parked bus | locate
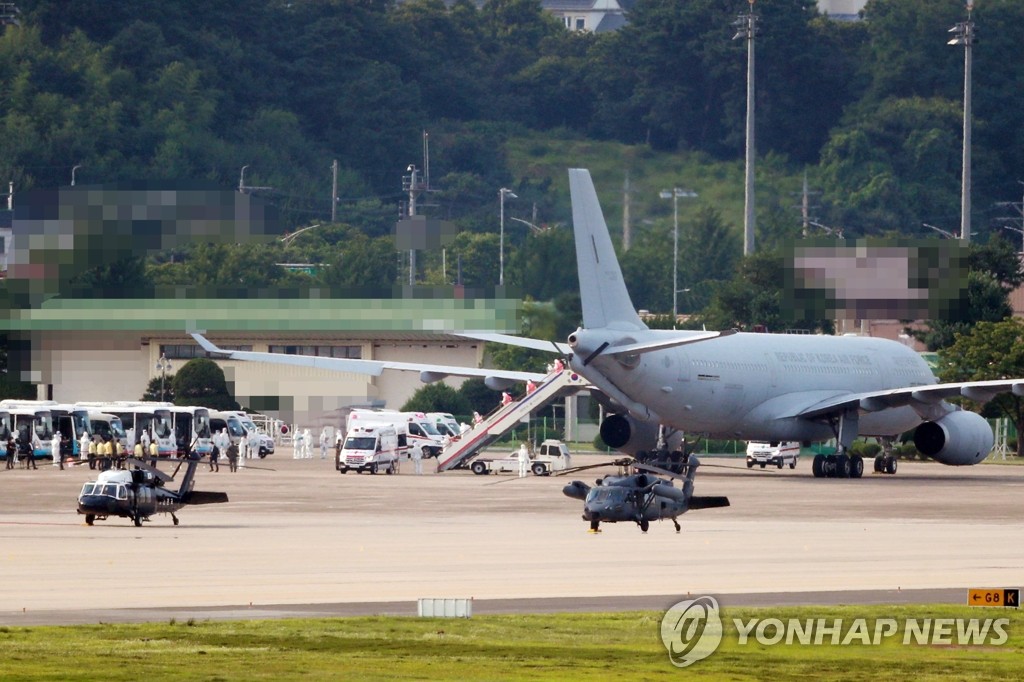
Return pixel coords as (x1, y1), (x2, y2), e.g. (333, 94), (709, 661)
(85, 411), (127, 447)
(3, 405), (54, 459)
(76, 401), (174, 453)
(0, 410), (10, 459)
(2, 400), (91, 459)
(162, 406), (213, 457)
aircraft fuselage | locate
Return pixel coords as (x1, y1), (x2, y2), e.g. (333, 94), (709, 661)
(571, 328), (938, 441)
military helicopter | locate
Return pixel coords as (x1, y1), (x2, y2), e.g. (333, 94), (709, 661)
(562, 454), (729, 533)
(77, 456), (228, 527)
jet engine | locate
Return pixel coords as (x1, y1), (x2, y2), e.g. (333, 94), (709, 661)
(599, 414), (661, 455)
(913, 410), (994, 466)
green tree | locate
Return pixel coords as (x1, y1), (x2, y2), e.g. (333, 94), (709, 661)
(401, 382), (471, 417)
(141, 375), (175, 403)
(457, 377), (500, 417)
(936, 318), (1024, 457)
(170, 358), (239, 411)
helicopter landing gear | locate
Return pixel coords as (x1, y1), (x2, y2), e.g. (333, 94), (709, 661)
(84, 514), (95, 526)
(588, 519), (601, 533)
(133, 514), (142, 527)
(672, 518), (681, 533)
(639, 519), (649, 533)
(171, 513), (179, 526)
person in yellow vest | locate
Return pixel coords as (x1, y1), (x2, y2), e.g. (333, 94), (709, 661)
(88, 436), (98, 470)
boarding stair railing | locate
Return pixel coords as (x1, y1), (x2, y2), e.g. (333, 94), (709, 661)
(436, 369), (589, 472)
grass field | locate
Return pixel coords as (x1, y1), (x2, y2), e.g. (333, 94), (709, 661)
(1, 605), (1021, 681)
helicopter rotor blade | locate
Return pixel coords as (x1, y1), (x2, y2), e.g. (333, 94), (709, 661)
(553, 457), (634, 477)
(123, 457), (175, 483)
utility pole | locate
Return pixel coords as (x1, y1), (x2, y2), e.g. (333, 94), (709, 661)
(793, 170), (820, 237)
(404, 165), (426, 285)
(996, 181), (1024, 255)
(622, 171), (632, 252)
(331, 159), (338, 223)
(949, 5), (975, 242)
(733, 0), (758, 256)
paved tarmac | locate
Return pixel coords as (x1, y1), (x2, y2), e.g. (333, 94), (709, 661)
(1, 450), (1022, 625)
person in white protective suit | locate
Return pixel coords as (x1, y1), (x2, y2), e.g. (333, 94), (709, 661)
(238, 428), (248, 467)
(51, 430), (62, 468)
(126, 427), (136, 457)
(518, 442), (530, 478)
(302, 428), (313, 458)
(248, 428), (260, 461)
(79, 430), (90, 465)
(292, 428), (302, 459)
(412, 443), (423, 475)
(319, 428), (329, 460)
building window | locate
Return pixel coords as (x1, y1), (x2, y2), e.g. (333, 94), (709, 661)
(160, 344), (252, 360)
(268, 345), (361, 359)
(575, 17), (586, 30)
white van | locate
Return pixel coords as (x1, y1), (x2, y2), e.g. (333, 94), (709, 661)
(338, 425), (400, 475)
(347, 410), (446, 459)
(427, 412), (461, 439)
(746, 441), (800, 469)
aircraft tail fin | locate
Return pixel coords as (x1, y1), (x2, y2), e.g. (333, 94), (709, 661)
(569, 169), (646, 331)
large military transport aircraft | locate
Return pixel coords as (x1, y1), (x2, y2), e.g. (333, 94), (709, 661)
(194, 169), (1024, 479)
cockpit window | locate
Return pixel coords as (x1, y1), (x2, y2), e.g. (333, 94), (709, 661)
(586, 487), (627, 505)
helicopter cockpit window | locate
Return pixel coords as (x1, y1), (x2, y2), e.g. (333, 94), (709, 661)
(116, 485), (128, 501)
(101, 484), (118, 497)
(586, 487), (626, 505)
(80, 483), (95, 496)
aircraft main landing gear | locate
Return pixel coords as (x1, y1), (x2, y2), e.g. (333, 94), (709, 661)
(84, 514), (95, 526)
(672, 518), (681, 533)
(811, 453), (864, 479)
(873, 455), (898, 475)
(639, 519), (649, 533)
(171, 513), (180, 526)
(589, 519), (601, 533)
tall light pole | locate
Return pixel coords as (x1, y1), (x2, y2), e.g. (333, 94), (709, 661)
(948, 5), (975, 242)
(733, 0), (758, 256)
(156, 353), (172, 402)
(499, 187), (517, 287)
(660, 187), (697, 326)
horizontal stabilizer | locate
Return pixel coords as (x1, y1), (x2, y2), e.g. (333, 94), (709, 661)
(607, 329), (736, 357)
(183, 490), (229, 505)
(688, 496), (731, 510)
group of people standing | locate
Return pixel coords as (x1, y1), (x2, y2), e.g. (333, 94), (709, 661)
(210, 428), (260, 472)
(292, 427), (332, 460)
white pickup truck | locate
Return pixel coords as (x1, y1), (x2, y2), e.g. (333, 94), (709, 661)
(470, 440), (572, 476)
(746, 441), (800, 469)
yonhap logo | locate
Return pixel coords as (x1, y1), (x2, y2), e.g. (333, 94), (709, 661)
(660, 596), (723, 667)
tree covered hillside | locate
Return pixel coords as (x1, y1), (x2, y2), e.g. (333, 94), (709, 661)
(1, 0), (1022, 313)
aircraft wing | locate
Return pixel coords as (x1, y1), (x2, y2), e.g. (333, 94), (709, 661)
(794, 379), (1024, 420)
(191, 333), (545, 383)
(456, 332), (571, 355)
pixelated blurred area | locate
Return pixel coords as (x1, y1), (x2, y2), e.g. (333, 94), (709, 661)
(4, 184), (278, 304)
(784, 238), (969, 322)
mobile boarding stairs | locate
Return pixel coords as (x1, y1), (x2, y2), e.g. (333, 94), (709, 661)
(436, 369), (590, 472)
